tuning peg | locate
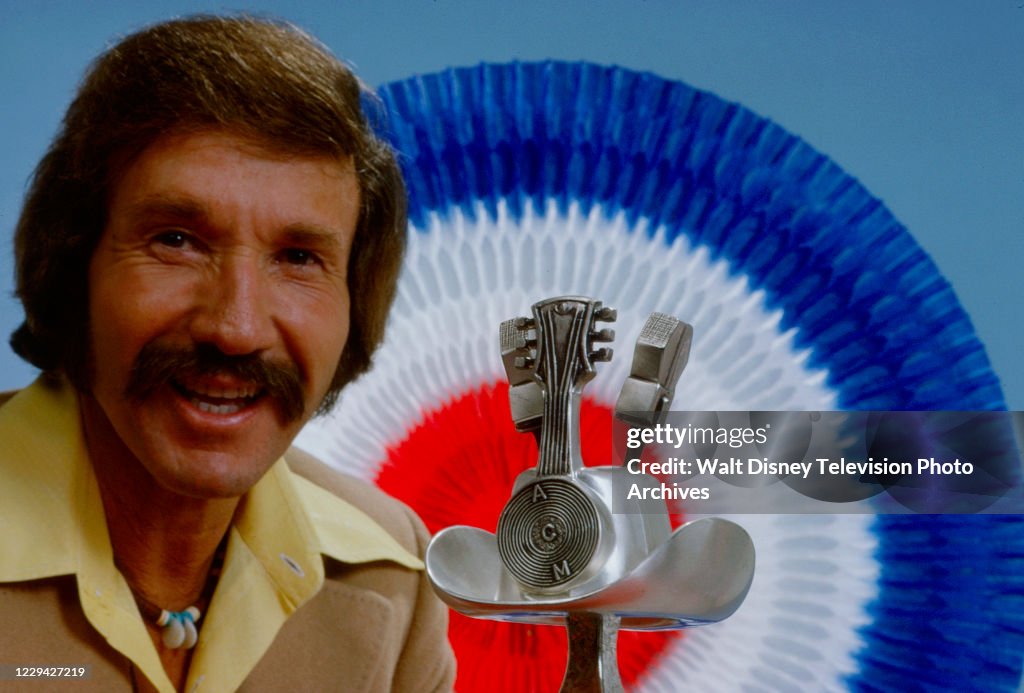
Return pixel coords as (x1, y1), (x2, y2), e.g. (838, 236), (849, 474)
(514, 356), (536, 369)
(594, 306), (617, 322)
(591, 328), (615, 342)
(514, 316), (535, 330)
(589, 347), (613, 363)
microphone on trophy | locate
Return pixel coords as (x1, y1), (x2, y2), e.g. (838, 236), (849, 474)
(426, 296), (756, 692)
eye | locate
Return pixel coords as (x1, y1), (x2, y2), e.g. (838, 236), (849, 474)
(153, 230), (191, 249)
(280, 248), (321, 267)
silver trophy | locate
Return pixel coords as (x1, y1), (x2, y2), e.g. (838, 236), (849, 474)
(427, 296), (755, 691)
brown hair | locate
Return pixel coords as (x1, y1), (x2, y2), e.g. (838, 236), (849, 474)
(11, 14), (406, 407)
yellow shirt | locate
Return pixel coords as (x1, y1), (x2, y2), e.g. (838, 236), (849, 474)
(0, 377), (422, 693)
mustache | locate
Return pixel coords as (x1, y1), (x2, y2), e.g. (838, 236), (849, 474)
(125, 342), (306, 424)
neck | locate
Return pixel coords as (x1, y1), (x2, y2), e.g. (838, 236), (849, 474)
(79, 392), (239, 610)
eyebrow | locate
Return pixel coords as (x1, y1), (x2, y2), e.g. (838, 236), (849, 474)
(123, 195), (210, 228)
(121, 194), (349, 251)
(278, 225), (348, 254)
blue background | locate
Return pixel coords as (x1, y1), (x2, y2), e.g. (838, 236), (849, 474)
(1, 0), (1021, 407)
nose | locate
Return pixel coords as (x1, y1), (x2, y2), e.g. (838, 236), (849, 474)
(189, 253), (276, 356)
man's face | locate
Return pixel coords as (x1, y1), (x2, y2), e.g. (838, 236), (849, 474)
(84, 129), (360, 498)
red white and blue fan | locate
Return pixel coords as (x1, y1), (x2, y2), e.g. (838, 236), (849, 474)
(298, 62), (1024, 692)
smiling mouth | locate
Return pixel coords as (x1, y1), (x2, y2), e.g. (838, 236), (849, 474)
(171, 377), (264, 415)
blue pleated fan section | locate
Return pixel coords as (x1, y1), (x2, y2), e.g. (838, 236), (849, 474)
(375, 62), (1023, 692)
(854, 514), (1024, 693)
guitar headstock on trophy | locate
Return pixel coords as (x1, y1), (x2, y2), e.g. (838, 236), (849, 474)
(500, 297), (615, 445)
(501, 296), (614, 474)
(429, 296), (755, 692)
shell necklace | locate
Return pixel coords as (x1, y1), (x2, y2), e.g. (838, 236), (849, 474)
(126, 542), (225, 650)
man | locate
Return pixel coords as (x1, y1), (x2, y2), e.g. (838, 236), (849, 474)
(0, 15), (455, 692)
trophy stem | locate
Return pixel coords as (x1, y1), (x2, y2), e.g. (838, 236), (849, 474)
(559, 612), (624, 692)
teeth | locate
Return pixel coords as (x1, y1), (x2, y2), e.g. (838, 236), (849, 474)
(174, 376), (261, 416)
(194, 400), (243, 415)
(177, 378), (259, 400)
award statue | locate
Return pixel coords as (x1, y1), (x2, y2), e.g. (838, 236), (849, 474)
(427, 296), (755, 691)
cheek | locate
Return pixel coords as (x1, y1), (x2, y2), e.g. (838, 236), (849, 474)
(288, 289), (351, 392)
(87, 267), (191, 378)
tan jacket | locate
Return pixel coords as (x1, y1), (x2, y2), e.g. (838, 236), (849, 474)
(1, 447), (456, 692)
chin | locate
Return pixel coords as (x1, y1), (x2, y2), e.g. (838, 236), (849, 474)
(145, 449), (277, 500)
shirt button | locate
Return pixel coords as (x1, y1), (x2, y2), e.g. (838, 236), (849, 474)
(279, 553), (305, 577)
